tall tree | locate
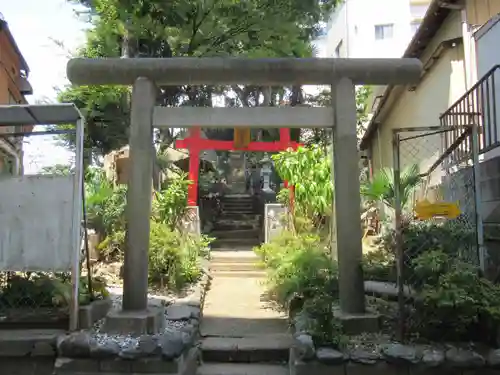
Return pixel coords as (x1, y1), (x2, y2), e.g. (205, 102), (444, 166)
(57, 0), (338, 157)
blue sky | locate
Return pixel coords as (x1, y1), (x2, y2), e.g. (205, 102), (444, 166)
(3, 0), (86, 172)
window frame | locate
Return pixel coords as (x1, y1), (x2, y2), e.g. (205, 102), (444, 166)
(374, 24), (394, 40)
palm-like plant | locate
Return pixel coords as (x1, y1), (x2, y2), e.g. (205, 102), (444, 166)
(361, 164), (422, 210)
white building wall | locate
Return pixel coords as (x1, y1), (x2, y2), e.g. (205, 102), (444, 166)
(322, 0), (430, 59)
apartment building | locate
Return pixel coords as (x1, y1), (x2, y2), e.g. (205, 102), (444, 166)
(0, 13), (33, 175)
(323, 0), (432, 58)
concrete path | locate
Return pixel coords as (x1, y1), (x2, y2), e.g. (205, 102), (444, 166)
(201, 251), (288, 337)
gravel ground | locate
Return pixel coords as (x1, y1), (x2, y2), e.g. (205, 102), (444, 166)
(89, 284), (190, 348)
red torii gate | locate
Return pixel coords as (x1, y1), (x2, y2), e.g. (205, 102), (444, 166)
(175, 127), (299, 206)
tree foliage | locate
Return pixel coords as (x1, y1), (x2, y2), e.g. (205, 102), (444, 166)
(360, 163), (422, 210)
(57, 0), (339, 157)
(273, 146), (333, 220)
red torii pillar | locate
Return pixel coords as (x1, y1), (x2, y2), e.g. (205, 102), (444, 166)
(175, 127), (299, 206)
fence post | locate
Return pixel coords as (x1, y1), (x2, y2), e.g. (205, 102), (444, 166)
(392, 131), (405, 341)
(70, 117), (85, 331)
(471, 124), (486, 271)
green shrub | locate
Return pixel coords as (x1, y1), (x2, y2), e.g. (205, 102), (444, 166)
(362, 248), (396, 282)
(410, 249), (500, 343)
(152, 174), (191, 231)
(148, 222), (211, 289)
(0, 273), (108, 310)
(300, 295), (345, 348)
(254, 232), (341, 346)
(379, 219), (476, 286)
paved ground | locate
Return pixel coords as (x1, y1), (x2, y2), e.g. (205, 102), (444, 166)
(201, 267), (288, 337)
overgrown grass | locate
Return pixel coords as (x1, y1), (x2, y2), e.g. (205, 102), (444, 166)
(254, 231), (344, 347)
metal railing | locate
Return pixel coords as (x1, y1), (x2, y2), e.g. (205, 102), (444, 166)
(440, 65), (500, 158)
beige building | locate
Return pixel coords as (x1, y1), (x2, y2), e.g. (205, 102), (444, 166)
(359, 0), (500, 268)
(361, 0), (500, 172)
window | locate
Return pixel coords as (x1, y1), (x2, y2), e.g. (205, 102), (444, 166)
(374, 24), (394, 40)
(411, 21), (421, 34)
(334, 40), (343, 57)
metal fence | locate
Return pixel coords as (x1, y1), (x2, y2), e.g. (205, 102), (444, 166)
(0, 126), (88, 329)
(392, 125), (484, 340)
(440, 65), (500, 155)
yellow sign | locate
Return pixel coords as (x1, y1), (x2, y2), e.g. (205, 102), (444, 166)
(414, 199), (461, 220)
(234, 128), (251, 149)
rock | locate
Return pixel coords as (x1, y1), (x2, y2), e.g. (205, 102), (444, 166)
(89, 340), (120, 358)
(160, 331), (185, 359)
(180, 325), (197, 347)
(57, 332), (94, 358)
(488, 349), (500, 368)
(138, 335), (160, 356)
(293, 311), (311, 334)
(165, 304), (199, 321)
(446, 348), (485, 368)
(119, 342), (142, 360)
(350, 349), (379, 365)
(293, 333), (315, 361)
(422, 348), (445, 367)
(382, 343), (420, 365)
(316, 347), (346, 365)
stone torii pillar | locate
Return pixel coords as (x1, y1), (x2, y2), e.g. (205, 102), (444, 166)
(67, 57), (422, 333)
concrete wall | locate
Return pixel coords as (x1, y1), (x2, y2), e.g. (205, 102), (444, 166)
(368, 11), (465, 173)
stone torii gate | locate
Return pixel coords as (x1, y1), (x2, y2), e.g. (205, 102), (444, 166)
(67, 57), (421, 333)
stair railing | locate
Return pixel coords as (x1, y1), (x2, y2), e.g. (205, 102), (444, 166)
(440, 65), (500, 161)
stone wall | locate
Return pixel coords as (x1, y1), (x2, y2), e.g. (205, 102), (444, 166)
(0, 272), (210, 375)
(293, 339), (500, 375)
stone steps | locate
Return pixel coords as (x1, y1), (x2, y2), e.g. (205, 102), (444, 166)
(212, 237), (261, 249)
(210, 251), (260, 264)
(197, 363), (289, 375)
(200, 336), (291, 363)
(211, 229), (260, 240)
(208, 270), (266, 278)
(210, 262), (262, 272)
(209, 250), (264, 277)
(218, 213), (260, 221)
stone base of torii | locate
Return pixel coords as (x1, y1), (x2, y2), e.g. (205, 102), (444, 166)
(67, 57), (422, 335)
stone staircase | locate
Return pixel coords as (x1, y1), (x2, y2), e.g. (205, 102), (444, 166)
(197, 335), (290, 375)
(211, 194), (262, 250)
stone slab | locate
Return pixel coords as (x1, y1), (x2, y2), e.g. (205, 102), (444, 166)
(345, 362), (408, 375)
(0, 357), (54, 375)
(0, 329), (62, 357)
(198, 363), (289, 375)
(333, 309), (381, 335)
(201, 336), (291, 363)
(78, 298), (113, 329)
(102, 307), (165, 336)
(295, 360), (345, 375)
